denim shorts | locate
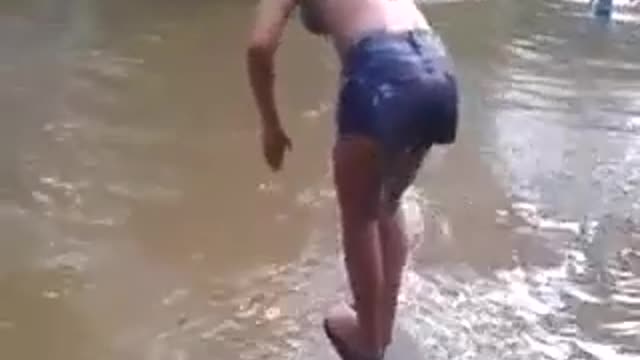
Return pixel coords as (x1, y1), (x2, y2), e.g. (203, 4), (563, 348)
(336, 29), (459, 154)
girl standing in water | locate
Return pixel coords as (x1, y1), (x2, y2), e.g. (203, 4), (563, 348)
(246, 1), (458, 359)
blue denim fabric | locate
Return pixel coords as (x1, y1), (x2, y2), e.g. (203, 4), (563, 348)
(336, 29), (459, 153)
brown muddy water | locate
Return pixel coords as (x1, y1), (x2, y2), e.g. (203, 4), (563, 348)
(1, 0), (640, 359)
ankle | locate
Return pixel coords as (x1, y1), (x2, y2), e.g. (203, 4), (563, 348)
(354, 325), (385, 358)
(354, 340), (385, 360)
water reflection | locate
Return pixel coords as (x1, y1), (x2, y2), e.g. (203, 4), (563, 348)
(479, 0), (640, 357)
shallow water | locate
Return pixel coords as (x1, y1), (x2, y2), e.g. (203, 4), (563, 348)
(1, 0), (639, 359)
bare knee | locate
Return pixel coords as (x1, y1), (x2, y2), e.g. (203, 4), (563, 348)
(379, 145), (429, 213)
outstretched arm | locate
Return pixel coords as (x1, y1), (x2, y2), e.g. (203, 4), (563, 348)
(246, 0), (299, 133)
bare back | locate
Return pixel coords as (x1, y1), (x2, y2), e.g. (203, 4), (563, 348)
(301, 0), (432, 54)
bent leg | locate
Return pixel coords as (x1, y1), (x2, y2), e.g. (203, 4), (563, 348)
(329, 134), (385, 357)
(378, 145), (430, 346)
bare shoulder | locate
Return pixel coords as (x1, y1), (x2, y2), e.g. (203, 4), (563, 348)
(253, 0), (300, 22)
(249, 0), (300, 49)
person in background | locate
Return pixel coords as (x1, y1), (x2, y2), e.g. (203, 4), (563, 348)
(590, 0), (613, 18)
(246, 1), (458, 359)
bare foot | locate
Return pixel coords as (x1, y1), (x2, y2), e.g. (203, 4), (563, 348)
(324, 303), (383, 359)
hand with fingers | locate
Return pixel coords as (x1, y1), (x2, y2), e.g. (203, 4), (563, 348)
(261, 125), (292, 171)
